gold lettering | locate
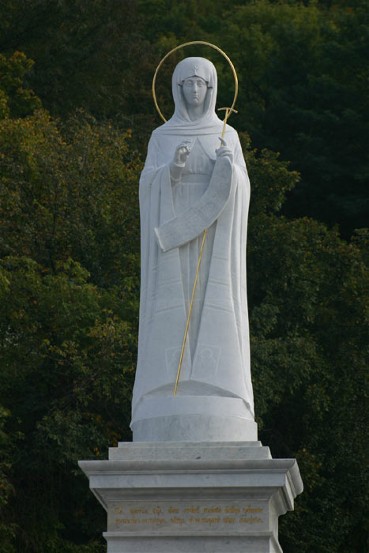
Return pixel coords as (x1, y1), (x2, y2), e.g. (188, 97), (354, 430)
(185, 506), (200, 513)
(188, 516), (220, 524)
(201, 517), (219, 524)
(115, 517), (166, 526)
(171, 516), (185, 524)
(239, 517), (263, 524)
(225, 506), (240, 514)
(242, 506), (263, 513)
(130, 507), (148, 515)
(203, 506), (222, 513)
(114, 502), (264, 530)
(140, 518), (166, 525)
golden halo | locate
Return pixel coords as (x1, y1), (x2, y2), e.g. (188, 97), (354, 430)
(152, 40), (239, 123)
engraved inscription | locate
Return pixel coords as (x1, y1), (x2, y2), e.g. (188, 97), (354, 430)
(109, 501), (266, 534)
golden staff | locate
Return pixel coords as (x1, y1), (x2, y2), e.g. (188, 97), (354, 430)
(151, 41), (239, 395)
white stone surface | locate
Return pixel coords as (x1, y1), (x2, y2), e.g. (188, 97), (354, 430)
(131, 57), (255, 442)
(79, 442), (303, 553)
(131, 397), (257, 442)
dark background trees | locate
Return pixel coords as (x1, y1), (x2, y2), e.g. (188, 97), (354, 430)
(0, 1), (368, 552)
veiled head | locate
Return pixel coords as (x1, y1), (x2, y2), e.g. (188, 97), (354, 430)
(172, 57), (218, 123)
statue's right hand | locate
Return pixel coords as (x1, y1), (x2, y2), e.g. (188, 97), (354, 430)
(174, 141), (192, 166)
(216, 137), (233, 162)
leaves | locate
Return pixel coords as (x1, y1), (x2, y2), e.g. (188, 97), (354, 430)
(0, 51), (41, 119)
(0, 111), (140, 551)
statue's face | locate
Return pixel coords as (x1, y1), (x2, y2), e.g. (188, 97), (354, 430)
(182, 76), (207, 108)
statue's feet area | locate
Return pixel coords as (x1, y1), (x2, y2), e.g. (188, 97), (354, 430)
(131, 395), (257, 442)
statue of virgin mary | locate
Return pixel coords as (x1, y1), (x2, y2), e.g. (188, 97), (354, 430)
(131, 57), (257, 442)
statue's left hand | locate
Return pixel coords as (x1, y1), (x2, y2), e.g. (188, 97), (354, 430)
(216, 137), (233, 162)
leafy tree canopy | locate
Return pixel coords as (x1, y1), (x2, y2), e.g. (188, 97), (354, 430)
(0, 51), (41, 119)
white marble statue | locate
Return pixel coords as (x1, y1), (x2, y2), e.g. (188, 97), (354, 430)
(131, 57), (257, 441)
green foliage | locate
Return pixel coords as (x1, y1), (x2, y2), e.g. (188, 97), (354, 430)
(242, 132), (300, 216)
(219, 0), (369, 234)
(0, 51), (41, 119)
(0, 109), (141, 289)
(246, 144), (369, 551)
(0, 111), (141, 551)
(0, 254), (136, 551)
(0, 0), (156, 130)
(0, 406), (17, 553)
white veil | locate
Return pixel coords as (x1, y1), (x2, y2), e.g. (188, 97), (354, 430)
(156, 57), (224, 135)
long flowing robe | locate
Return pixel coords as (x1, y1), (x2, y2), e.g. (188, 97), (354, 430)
(131, 58), (255, 439)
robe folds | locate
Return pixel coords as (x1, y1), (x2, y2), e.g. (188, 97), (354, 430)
(131, 122), (255, 428)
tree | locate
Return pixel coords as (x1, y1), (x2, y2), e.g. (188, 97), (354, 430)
(244, 133), (369, 552)
(0, 0), (156, 127)
(0, 110), (141, 552)
(0, 109), (141, 287)
(0, 51), (41, 119)
(220, 0), (369, 235)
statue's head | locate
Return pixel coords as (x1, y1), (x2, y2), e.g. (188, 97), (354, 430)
(181, 76), (208, 108)
(172, 57), (218, 122)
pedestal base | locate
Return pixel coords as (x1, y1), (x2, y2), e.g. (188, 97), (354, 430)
(79, 442), (303, 553)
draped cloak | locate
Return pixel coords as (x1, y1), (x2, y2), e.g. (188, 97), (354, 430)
(131, 58), (255, 435)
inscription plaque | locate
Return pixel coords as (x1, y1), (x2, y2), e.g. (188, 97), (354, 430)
(108, 500), (267, 534)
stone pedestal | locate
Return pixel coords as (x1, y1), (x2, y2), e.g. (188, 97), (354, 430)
(79, 441), (303, 553)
